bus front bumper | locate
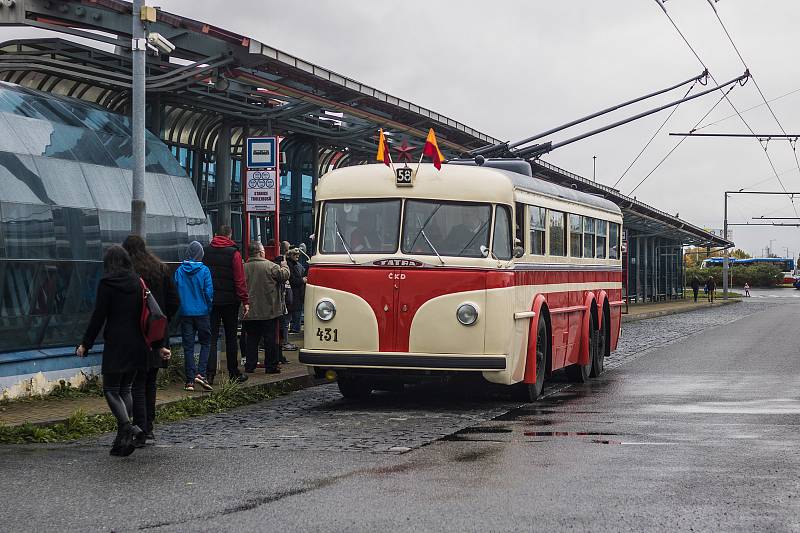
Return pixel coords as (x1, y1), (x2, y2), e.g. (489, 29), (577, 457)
(299, 349), (507, 372)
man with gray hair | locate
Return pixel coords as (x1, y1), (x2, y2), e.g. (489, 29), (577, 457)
(242, 241), (290, 374)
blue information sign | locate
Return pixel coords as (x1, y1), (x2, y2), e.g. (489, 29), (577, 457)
(246, 137), (277, 168)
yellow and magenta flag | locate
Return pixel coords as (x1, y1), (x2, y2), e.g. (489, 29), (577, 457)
(423, 128), (444, 170)
(376, 128), (391, 166)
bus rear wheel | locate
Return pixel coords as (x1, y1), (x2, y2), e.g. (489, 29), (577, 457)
(337, 375), (372, 399)
(515, 317), (547, 402)
(590, 311), (608, 377)
(567, 312), (596, 383)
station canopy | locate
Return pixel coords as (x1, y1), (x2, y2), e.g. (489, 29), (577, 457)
(0, 0), (729, 248)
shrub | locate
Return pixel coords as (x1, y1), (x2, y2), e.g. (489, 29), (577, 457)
(686, 264), (783, 288)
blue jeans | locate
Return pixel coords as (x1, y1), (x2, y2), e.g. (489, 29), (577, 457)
(280, 313), (289, 343)
(181, 315), (211, 380)
(289, 309), (303, 333)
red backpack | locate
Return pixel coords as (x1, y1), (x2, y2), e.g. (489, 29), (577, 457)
(139, 278), (168, 345)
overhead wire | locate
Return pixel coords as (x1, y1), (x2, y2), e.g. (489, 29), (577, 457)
(652, 0), (797, 216)
(628, 84), (733, 195)
(705, 1), (800, 195)
(695, 86), (800, 131)
(612, 81), (697, 189)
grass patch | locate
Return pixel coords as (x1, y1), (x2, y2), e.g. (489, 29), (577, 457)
(0, 379), (303, 444)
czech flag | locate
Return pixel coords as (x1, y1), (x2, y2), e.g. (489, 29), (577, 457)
(376, 128), (391, 166)
(423, 128), (444, 170)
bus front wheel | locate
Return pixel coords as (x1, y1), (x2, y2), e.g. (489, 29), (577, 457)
(337, 374), (373, 399)
(515, 317), (547, 402)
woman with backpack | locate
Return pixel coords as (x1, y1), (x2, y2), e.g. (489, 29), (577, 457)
(76, 245), (149, 456)
(123, 235), (180, 445)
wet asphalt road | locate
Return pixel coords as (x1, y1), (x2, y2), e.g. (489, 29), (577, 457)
(2, 296), (799, 532)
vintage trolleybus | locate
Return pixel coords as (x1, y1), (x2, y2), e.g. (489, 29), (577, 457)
(299, 159), (623, 400)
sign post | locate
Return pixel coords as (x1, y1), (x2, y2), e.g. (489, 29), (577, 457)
(245, 136), (279, 258)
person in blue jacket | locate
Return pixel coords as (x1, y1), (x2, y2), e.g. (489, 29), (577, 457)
(174, 241), (214, 392)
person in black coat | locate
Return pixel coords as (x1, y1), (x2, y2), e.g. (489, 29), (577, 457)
(123, 235), (180, 444)
(691, 277), (701, 303)
(76, 245), (148, 456)
(287, 248), (306, 334)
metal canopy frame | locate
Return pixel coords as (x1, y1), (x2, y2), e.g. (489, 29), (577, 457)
(0, 0), (498, 155)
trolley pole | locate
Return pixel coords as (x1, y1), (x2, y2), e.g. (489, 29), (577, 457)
(131, 0), (147, 237)
(723, 192), (729, 300)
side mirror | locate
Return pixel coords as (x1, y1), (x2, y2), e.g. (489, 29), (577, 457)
(479, 245), (490, 258)
(513, 246), (524, 258)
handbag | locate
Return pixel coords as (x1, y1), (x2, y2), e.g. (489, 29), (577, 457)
(139, 277), (167, 345)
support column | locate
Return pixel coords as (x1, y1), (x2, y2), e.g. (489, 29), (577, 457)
(131, 0), (146, 237)
(636, 236), (643, 303)
(642, 237), (649, 302)
(216, 120), (232, 228)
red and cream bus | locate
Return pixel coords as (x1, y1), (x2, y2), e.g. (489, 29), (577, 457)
(299, 159), (623, 400)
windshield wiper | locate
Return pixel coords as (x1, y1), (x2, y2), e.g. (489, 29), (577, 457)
(334, 222), (356, 263)
(421, 229), (445, 265)
(457, 219), (491, 257)
(408, 204), (443, 251)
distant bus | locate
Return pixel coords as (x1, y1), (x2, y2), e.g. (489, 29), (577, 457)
(701, 257), (794, 271)
(701, 257), (796, 284)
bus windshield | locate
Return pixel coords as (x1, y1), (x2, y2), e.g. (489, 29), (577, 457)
(402, 200), (491, 258)
(320, 199), (401, 254)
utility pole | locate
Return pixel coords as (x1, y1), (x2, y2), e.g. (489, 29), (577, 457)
(723, 192), (729, 299)
(131, 0), (147, 237)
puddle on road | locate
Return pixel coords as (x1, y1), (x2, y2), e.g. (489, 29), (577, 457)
(646, 399), (800, 415)
(522, 431), (618, 437)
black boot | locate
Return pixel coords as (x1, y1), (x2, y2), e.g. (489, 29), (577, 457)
(109, 429), (126, 456)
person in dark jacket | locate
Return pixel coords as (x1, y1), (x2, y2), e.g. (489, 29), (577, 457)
(691, 277), (701, 303)
(76, 245), (148, 456)
(707, 276), (717, 303)
(286, 247), (306, 337)
(174, 241), (214, 392)
(204, 225), (249, 384)
(273, 241), (292, 362)
(123, 235), (180, 443)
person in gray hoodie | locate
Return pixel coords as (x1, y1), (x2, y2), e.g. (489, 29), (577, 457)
(174, 241), (214, 392)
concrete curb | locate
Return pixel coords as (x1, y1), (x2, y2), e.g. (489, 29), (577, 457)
(622, 298), (739, 322)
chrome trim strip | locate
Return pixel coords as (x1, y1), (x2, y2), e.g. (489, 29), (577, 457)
(549, 305), (587, 315)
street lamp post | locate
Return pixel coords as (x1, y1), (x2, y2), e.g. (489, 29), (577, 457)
(723, 192), (729, 300)
(592, 155), (596, 182)
(131, 0), (147, 237)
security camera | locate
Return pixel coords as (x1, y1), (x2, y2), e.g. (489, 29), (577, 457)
(146, 32), (175, 55)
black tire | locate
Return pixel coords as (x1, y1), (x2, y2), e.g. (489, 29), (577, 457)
(514, 317), (547, 402)
(567, 312), (595, 382)
(337, 375), (372, 399)
(590, 311), (607, 377)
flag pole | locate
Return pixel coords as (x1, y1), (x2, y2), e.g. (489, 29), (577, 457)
(414, 149), (424, 178)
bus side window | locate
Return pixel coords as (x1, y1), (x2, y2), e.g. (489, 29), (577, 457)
(514, 202), (525, 250)
(530, 206), (546, 255)
(494, 205), (512, 260)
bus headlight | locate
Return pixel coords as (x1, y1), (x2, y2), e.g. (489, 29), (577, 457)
(316, 299), (336, 321)
(456, 303), (479, 326)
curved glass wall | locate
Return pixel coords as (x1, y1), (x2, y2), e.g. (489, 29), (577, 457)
(0, 81), (211, 352)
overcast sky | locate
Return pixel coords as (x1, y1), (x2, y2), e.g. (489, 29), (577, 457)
(7, 0), (800, 256)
